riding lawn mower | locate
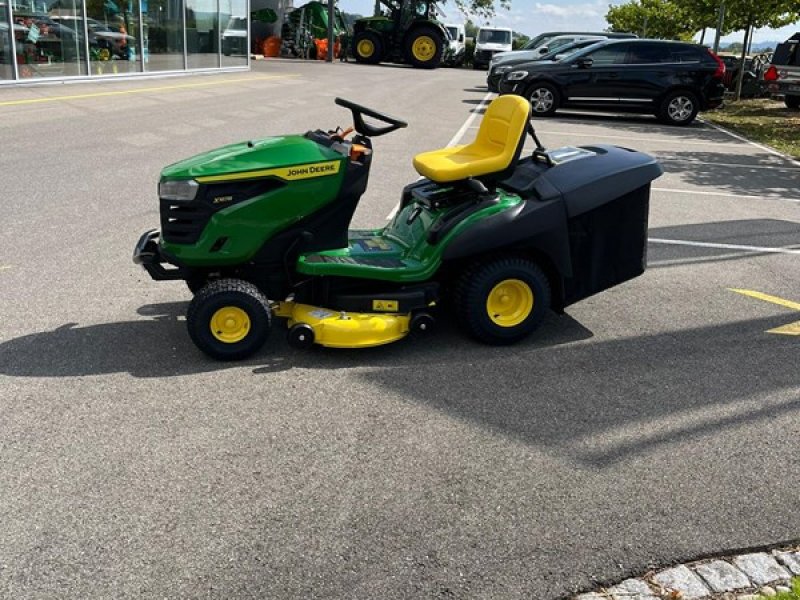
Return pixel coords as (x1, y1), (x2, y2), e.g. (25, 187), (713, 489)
(134, 95), (662, 360)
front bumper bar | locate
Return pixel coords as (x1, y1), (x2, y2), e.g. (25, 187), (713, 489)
(133, 229), (186, 281)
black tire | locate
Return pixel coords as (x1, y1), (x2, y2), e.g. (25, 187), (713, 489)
(785, 95), (800, 110)
(526, 82), (560, 117)
(453, 257), (551, 345)
(186, 275), (209, 295)
(404, 26), (444, 69)
(658, 90), (699, 125)
(352, 31), (382, 65)
(186, 278), (272, 361)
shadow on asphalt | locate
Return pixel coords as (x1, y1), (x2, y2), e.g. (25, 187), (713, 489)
(647, 219), (800, 268)
(358, 312), (799, 467)
(0, 305), (593, 379)
(655, 151), (800, 200)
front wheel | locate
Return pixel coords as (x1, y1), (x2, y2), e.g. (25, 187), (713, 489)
(785, 95), (800, 110)
(404, 26), (444, 69)
(186, 279), (272, 361)
(527, 82), (560, 117)
(454, 257), (551, 345)
(658, 90), (699, 125)
(352, 31), (382, 64)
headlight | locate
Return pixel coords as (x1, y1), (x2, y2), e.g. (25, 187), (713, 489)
(494, 65), (511, 74)
(159, 179), (199, 202)
(506, 70), (529, 81)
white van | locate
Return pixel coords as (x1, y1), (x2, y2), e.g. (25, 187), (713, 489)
(445, 23), (466, 66)
(473, 26), (512, 69)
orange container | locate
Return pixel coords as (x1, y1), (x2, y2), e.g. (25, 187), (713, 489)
(262, 36), (281, 57)
(315, 38), (328, 60)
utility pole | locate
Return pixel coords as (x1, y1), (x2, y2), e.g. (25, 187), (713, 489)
(713, 0), (725, 53)
(327, 0), (335, 62)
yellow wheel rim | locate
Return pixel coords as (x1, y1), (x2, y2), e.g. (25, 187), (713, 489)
(357, 39), (374, 58)
(210, 306), (251, 343)
(412, 35), (436, 61)
(486, 279), (534, 327)
(98, 48), (111, 61)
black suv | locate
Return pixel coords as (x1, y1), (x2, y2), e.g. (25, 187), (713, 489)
(498, 39), (726, 125)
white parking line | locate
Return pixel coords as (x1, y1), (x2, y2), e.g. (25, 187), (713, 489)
(659, 158), (800, 172)
(649, 238), (800, 255)
(700, 119), (800, 168)
(385, 91), (496, 220)
(652, 187), (800, 204)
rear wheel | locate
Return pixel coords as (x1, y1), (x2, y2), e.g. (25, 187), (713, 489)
(404, 26), (444, 69)
(186, 279), (272, 361)
(785, 95), (800, 110)
(658, 90), (699, 125)
(454, 257), (551, 345)
(527, 82), (560, 117)
(353, 31), (382, 64)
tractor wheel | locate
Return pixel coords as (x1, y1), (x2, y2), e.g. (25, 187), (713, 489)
(785, 95), (800, 110)
(186, 275), (209, 294)
(186, 278), (272, 361)
(404, 26), (444, 69)
(454, 257), (551, 345)
(353, 31), (382, 64)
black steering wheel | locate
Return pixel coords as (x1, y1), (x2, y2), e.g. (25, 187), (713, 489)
(335, 97), (408, 138)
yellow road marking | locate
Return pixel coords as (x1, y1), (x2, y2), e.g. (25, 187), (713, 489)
(0, 265), (12, 271)
(0, 74), (300, 107)
(730, 288), (800, 336)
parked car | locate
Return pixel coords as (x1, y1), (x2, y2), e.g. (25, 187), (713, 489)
(763, 32), (800, 109)
(498, 39), (726, 125)
(487, 37), (607, 92)
(473, 26), (511, 69)
(444, 23), (465, 66)
(514, 30), (637, 54)
(486, 38), (605, 92)
(491, 34), (607, 68)
(222, 17), (247, 56)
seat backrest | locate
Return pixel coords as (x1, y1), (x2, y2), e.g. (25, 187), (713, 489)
(473, 95), (531, 172)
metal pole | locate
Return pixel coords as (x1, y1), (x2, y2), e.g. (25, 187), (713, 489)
(182, 0), (188, 69)
(713, 0), (725, 53)
(81, 0), (91, 75)
(138, 0), (145, 71)
(8, 0), (19, 80)
(326, 0), (333, 62)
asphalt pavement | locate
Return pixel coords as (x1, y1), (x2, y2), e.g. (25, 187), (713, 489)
(0, 61), (798, 599)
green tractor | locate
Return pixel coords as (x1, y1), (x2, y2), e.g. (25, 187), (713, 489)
(351, 0), (451, 68)
(282, 1), (350, 59)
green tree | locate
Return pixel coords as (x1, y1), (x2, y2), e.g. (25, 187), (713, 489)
(451, 0), (510, 20)
(606, 0), (696, 40)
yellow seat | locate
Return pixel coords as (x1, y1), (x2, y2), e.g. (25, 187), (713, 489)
(412, 95), (531, 183)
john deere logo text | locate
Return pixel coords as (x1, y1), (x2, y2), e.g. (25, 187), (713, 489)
(287, 163), (338, 177)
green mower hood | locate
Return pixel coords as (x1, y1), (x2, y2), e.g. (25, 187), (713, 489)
(161, 135), (343, 181)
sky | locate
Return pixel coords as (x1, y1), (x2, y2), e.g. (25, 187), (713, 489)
(341, 0), (800, 44)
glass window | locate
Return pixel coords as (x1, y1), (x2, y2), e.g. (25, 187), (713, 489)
(627, 43), (670, 64)
(84, 0), (142, 75)
(186, 0), (218, 68)
(670, 45), (703, 63)
(1, 0), (14, 79)
(12, 0), (87, 79)
(220, 0), (245, 66)
(142, 0), (184, 72)
(478, 29), (510, 45)
(586, 44), (628, 65)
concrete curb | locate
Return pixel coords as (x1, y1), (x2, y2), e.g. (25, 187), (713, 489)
(573, 547), (800, 600)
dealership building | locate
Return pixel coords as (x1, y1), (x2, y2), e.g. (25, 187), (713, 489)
(0, 0), (290, 84)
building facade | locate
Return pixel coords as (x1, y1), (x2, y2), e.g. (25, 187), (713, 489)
(0, 0), (251, 84)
